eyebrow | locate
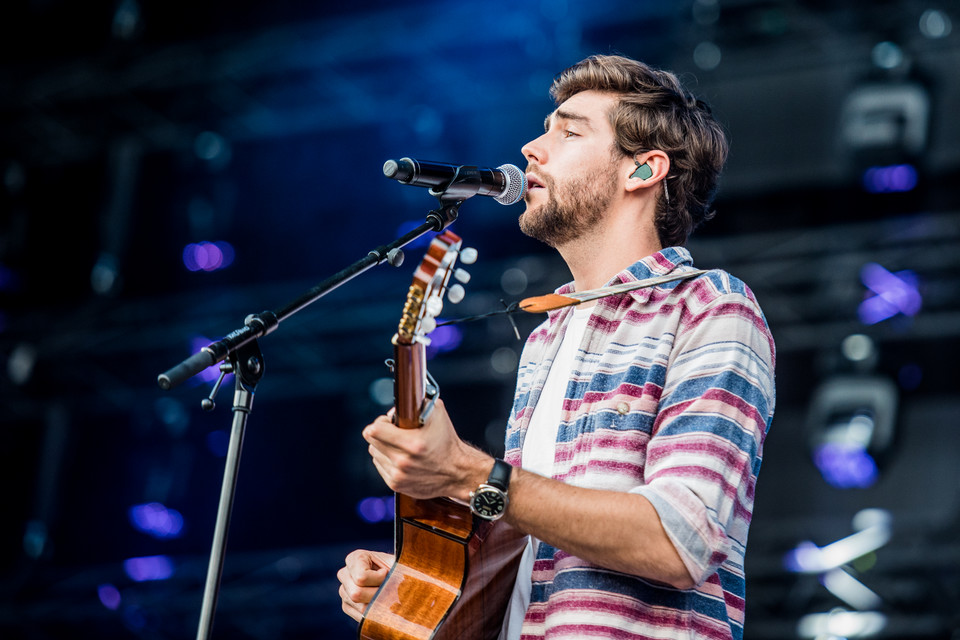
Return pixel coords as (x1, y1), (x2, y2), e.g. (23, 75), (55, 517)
(544, 108), (595, 133)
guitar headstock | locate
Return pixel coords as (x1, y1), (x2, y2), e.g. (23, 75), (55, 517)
(396, 230), (475, 346)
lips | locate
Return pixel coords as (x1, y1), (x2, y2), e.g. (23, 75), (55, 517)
(526, 173), (546, 189)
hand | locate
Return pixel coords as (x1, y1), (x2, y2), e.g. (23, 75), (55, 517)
(337, 549), (394, 622)
(362, 399), (490, 502)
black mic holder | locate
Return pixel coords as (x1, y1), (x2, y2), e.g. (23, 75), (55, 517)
(428, 166), (495, 202)
(157, 199), (462, 640)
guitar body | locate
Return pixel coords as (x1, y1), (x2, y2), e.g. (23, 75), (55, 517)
(359, 495), (525, 640)
(358, 231), (525, 640)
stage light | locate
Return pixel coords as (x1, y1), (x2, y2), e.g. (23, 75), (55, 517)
(112, 0), (141, 40)
(128, 502), (185, 539)
(858, 263), (921, 325)
(807, 379), (897, 489)
(7, 342), (36, 385)
(693, 41), (721, 71)
(155, 396), (189, 437)
(22, 520), (48, 559)
(785, 509), (891, 574)
(919, 9), (952, 39)
(368, 377), (394, 407)
(797, 610), (887, 639)
(861, 164), (917, 193)
(426, 322), (462, 359)
(357, 496), (394, 523)
(871, 41), (904, 70)
(813, 433), (880, 489)
(491, 346), (519, 375)
(840, 79), (930, 182)
(194, 131), (232, 170)
(123, 555), (174, 582)
(90, 252), (121, 295)
(806, 336), (898, 489)
(692, 0), (720, 26)
(501, 267), (529, 295)
(785, 509), (891, 618)
(182, 241), (235, 272)
(822, 568), (883, 610)
(97, 584), (122, 610)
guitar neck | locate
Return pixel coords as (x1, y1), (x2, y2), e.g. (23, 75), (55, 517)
(391, 338), (426, 430)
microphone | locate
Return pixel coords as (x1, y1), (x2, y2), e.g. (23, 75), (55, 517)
(383, 158), (526, 205)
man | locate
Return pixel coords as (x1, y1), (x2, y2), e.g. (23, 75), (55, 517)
(338, 54), (775, 639)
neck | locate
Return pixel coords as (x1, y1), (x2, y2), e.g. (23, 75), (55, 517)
(557, 201), (663, 292)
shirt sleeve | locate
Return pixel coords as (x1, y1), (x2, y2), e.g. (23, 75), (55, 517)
(630, 285), (776, 586)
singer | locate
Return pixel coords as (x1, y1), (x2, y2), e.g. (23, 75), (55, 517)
(339, 54), (775, 640)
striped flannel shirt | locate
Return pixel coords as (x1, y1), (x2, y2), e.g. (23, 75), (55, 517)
(504, 246), (776, 640)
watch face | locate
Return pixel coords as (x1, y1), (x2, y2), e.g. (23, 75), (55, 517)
(471, 486), (506, 519)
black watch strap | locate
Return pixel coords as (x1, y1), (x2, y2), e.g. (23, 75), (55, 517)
(487, 458), (512, 492)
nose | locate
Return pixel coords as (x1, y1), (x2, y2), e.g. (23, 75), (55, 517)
(521, 132), (547, 165)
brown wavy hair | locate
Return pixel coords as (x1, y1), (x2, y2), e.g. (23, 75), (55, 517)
(550, 55), (728, 247)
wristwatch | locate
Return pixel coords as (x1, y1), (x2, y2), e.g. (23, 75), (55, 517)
(469, 458), (512, 521)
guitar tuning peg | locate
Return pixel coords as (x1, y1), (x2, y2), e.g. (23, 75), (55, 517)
(425, 296), (444, 318)
(447, 283), (465, 304)
(459, 247), (478, 265)
(454, 268), (471, 284)
(420, 316), (437, 335)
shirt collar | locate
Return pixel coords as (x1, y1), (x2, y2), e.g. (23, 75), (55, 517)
(554, 246), (695, 300)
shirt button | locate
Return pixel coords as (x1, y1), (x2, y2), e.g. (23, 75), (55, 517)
(617, 402), (630, 415)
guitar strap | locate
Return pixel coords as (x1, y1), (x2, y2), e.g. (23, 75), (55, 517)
(518, 269), (709, 313)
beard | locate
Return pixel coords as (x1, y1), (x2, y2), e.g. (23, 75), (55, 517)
(518, 160), (618, 248)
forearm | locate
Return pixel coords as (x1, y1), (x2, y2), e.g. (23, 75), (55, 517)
(364, 406), (695, 589)
(502, 466), (695, 589)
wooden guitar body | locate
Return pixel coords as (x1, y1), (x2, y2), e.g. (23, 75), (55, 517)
(359, 495), (525, 640)
(358, 231), (525, 640)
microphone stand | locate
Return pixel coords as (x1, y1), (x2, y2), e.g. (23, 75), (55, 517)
(158, 200), (463, 640)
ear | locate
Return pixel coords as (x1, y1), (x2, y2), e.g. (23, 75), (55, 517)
(625, 150), (670, 193)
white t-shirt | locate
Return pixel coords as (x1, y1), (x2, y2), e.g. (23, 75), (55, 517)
(499, 306), (592, 640)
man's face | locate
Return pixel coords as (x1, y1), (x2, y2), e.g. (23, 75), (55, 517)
(519, 90), (624, 248)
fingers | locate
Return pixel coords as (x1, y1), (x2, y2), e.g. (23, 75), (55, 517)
(339, 583), (364, 622)
(362, 414), (408, 451)
(338, 549), (394, 622)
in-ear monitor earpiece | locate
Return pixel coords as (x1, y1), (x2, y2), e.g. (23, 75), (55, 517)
(631, 161), (653, 180)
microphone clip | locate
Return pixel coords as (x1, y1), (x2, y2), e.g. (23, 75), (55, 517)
(428, 165), (485, 205)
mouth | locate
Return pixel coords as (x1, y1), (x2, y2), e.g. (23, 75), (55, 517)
(525, 172), (546, 190)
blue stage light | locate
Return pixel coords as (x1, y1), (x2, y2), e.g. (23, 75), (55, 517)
(426, 322), (463, 359)
(182, 241), (236, 272)
(356, 496), (395, 523)
(858, 263), (921, 324)
(128, 502), (185, 539)
(862, 164), (917, 193)
(97, 584), (122, 610)
(123, 555), (174, 582)
(813, 441), (880, 489)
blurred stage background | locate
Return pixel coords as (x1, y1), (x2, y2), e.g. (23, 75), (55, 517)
(2, 1), (959, 638)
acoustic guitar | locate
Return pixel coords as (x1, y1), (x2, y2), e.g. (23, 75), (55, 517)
(358, 230), (526, 640)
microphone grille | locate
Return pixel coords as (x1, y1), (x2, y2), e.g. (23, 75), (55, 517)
(495, 164), (527, 206)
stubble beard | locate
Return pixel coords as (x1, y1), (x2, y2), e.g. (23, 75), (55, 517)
(518, 162), (618, 248)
